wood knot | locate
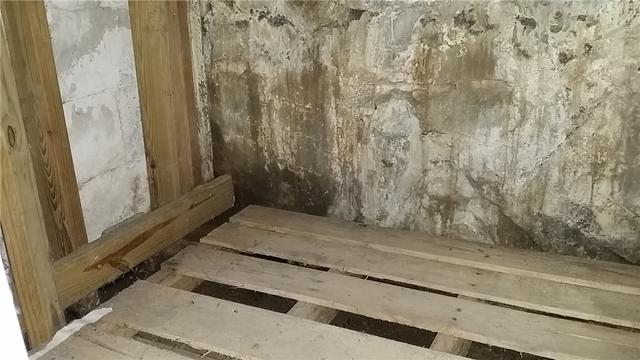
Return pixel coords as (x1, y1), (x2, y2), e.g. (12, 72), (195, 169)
(7, 125), (16, 147)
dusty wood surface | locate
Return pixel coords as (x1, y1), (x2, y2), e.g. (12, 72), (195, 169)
(166, 244), (640, 360)
(204, 223), (640, 328)
(1, 0), (88, 259)
(431, 295), (474, 356)
(54, 175), (233, 307)
(148, 268), (204, 292)
(38, 322), (193, 360)
(0, 14), (64, 346)
(286, 269), (341, 323)
(232, 205), (640, 295)
(430, 333), (472, 356)
(101, 281), (463, 360)
(129, 0), (201, 208)
(287, 300), (339, 323)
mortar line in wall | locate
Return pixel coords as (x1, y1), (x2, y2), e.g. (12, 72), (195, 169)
(76, 159), (146, 190)
(62, 81), (138, 105)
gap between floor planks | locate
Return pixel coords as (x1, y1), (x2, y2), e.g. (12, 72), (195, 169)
(165, 244), (640, 360)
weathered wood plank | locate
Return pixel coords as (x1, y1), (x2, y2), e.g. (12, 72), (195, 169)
(286, 269), (342, 323)
(103, 281), (463, 360)
(231, 205), (640, 295)
(0, 14), (64, 347)
(431, 295), (474, 356)
(129, 0), (201, 208)
(77, 322), (194, 360)
(54, 175), (233, 307)
(147, 268), (203, 292)
(430, 334), (472, 357)
(36, 335), (134, 360)
(166, 245), (640, 360)
(286, 301), (339, 323)
(1, 0), (88, 259)
(204, 223), (640, 329)
(38, 321), (194, 360)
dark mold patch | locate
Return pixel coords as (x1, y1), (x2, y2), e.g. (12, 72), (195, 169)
(234, 20), (250, 28)
(269, 14), (293, 27)
(497, 211), (539, 250)
(515, 15), (537, 30)
(452, 8), (494, 35)
(257, 9), (293, 27)
(209, 44), (337, 217)
(381, 159), (394, 168)
(453, 9), (477, 30)
(558, 51), (575, 65)
(577, 14), (599, 27)
(349, 8), (366, 21)
(583, 43), (593, 55)
(514, 42), (532, 59)
(428, 195), (460, 234)
(534, 214), (629, 263)
(222, 0), (234, 9)
(549, 24), (562, 33)
(549, 11), (563, 33)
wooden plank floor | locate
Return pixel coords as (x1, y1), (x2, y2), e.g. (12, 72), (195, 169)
(41, 205), (640, 360)
(203, 222), (640, 328)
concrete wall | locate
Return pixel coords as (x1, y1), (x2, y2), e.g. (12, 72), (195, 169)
(200, 0), (640, 264)
(45, 0), (150, 241)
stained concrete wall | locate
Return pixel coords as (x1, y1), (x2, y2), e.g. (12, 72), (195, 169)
(45, 0), (150, 241)
(200, 0), (640, 264)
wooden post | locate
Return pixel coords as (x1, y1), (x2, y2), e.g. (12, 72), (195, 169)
(0, 261), (28, 359)
(1, 13), (64, 347)
(129, 0), (202, 208)
(1, 1), (88, 260)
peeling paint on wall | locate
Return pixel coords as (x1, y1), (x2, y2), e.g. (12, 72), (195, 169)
(201, 0), (640, 264)
(45, 0), (150, 241)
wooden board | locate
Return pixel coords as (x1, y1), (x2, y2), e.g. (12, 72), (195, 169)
(0, 14), (63, 347)
(37, 335), (134, 360)
(165, 245), (640, 360)
(285, 269), (342, 323)
(102, 281), (462, 360)
(430, 334), (472, 356)
(286, 301), (339, 323)
(129, 0), (201, 208)
(1, 1), (88, 259)
(204, 223), (640, 329)
(147, 268), (203, 292)
(39, 322), (193, 360)
(231, 205), (640, 295)
(54, 175), (233, 306)
(431, 296), (473, 356)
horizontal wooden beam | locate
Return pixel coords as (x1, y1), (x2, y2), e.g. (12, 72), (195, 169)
(54, 175), (234, 307)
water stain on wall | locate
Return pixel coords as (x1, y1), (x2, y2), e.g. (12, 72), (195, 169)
(200, 0), (640, 264)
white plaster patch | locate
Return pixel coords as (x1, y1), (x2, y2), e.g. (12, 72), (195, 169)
(46, 2), (136, 101)
(79, 161), (150, 241)
(63, 91), (127, 184)
(46, 0), (151, 241)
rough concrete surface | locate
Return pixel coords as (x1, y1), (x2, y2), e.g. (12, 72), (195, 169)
(200, 0), (640, 264)
(45, 0), (150, 241)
